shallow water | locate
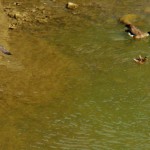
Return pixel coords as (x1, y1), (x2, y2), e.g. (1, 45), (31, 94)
(0, 0), (150, 150)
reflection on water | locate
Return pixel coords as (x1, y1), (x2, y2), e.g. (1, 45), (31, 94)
(0, 0), (150, 150)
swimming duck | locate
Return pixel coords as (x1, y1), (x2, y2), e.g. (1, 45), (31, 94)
(125, 24), (150, 39)
(133, 55), (147, 64)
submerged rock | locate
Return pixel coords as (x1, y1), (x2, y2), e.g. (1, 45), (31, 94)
(66, 2), (78, 10)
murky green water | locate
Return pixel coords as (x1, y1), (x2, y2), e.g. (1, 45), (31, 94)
(0, 0), (150, 150)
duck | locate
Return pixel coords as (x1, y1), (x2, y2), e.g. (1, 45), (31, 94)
(133, 55), (147, 64)
(125, 24), (150, 39)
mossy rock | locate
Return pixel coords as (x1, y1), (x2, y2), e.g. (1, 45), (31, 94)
(119, 14), (139, 24)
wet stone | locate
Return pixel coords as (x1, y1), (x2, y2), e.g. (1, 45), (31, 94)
(13, 2), (21, 6)
(66, 2), (78, 10)
(9, 24), (17, 30)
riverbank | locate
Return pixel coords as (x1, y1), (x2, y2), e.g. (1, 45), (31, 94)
(2, 0), (105, 31)
(2, 0), (150, 34)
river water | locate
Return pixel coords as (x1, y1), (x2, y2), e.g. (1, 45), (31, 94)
(0, 0), (150, 149)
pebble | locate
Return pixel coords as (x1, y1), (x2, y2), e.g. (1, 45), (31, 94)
(66, 2), (78, 10)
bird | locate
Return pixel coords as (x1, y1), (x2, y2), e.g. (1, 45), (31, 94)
(125, 24), (150, 39)
(133, 55), (147, 64)
(0, 45), (12, 55)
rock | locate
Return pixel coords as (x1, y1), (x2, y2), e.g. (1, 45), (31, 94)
(119, 14), (139, 25)
(36, 16), (48, 23)
(31, 8), (36, 13)
(13, 2), (21, 6)
(66, 2), (78, 10)
(14, 12), (22, 19)
(9, 24), (17, 30)
(37, 6), (45, 11)
(7, 11), (22, 19)
(7, 11), (15, 18)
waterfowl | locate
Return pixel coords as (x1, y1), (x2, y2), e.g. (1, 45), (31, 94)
(125, 24), (150, 39)
(133, 55), (147, 64)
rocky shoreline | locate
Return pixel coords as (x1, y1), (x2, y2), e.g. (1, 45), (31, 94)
(1, 1), (150, 33)
(1, 1), (106, 31)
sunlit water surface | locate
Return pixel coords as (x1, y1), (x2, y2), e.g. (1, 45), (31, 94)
(0, 0), (150, 149)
